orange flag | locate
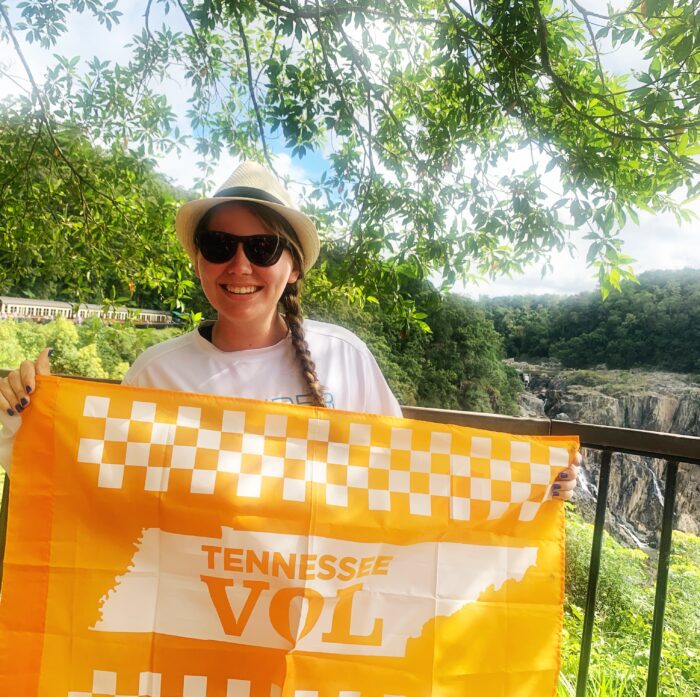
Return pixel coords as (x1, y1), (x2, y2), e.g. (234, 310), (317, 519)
(0, 376), (577, 696)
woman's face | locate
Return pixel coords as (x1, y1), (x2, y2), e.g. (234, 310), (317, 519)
(195, 203), (299, 332)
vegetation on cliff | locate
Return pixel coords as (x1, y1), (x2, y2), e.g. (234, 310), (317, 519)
(483, 269), (700, 373)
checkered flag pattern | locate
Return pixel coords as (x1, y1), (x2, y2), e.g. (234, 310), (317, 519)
(77, 395), (569, 522)
(66, 671), (401, 697)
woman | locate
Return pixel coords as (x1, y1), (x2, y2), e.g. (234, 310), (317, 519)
(0, 161), (579, 493)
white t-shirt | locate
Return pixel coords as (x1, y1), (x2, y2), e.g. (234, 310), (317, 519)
(0, 320), (401, 473)
(124, 319), (401, 416)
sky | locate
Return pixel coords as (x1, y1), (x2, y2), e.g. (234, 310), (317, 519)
(1, 1), (698, 299)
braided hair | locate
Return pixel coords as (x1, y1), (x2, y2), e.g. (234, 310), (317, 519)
(197, 201), (326, 408)
(280, 281), (326, 408)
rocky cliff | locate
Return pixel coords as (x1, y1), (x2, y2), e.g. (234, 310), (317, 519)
(512, 362), (700, 548)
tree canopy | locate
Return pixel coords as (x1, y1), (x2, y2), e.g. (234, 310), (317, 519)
(1, 0), (699, 308)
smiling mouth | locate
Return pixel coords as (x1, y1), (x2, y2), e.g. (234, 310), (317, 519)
(222, 285), (261, 295)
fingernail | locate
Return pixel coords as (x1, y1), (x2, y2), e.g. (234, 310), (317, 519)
(15, 404), (22, 413)
(559, 472), (568, 479)
(48, 348), (54, 357)
(553, 491), (560, 496)
(20, 398), (28, 407)
(6, 409), (14, 417)
(553, 483), (561, 489)
(25, 386), (32, 394)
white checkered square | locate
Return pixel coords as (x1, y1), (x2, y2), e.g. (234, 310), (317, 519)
(348, 422), (371, 446)
(549, 446), (570, 467)
(238, 473), (262, 497)
(222, 410), (245, 433)
(283, 478), (306, 502)
(369, 446), (390, 469)
(183, 675), (207, 697)
(471, 477), (491, 500)
(511, 440), (531, 462)
(530, 462), (551, 485)
(197, 428), (221, 450)
(339, 693), (361, 697)
(490, 459), (511, 481)
(145, 466), (170, 492)
(151, 422), (175, 445)
(139, 671), (162, 697)
(308, 460), (327, 484)
(390, 427), (412, 450)
(285, 438), (308, 460)
(217, 450), (242, 473)
(104, 417), (130, 442)
(294, 692), (318, 697)
(308, 418), (330, 441)
(78, 438), (104, 464)
(242, 433), (265, 455)
(98, 463), (124, 489)
(430, 431), (451, 453)
(326, 484), (348, 507)
(409, 450), (430, 472)
(227, 679), (251, 697)
(131, 401), (156, 422)
(451, 497), (470, 521)
(261, 455), (284, 478)
(450, 454), (470, 476)
(488, 500), (510, 519)
(177, 406), (201, 428)
(369, 489), (391, 510)
(264, 414), (288, 437)
(92, 669), (117, 693)
(471, 436), (492, 459)
(125, 442), (150, 467)
(519, 501), (540, 521)
(511, 481), (532, 502)
(347, 465), (368, 488)
(388, 470), (410, 493)
(171, 445), (196, 469)
(191, 470), (217, 494)
(410, 492), (431, 516)
(429, 473), (450, 496)
(83, 396), (110, 418)
(327, 441), (350, 465)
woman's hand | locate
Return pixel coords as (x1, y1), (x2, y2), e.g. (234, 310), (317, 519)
(552, 451), (582, 501)
(0, 348), (52, 417)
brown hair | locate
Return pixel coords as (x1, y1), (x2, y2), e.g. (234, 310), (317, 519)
(195, 201), (326, 408)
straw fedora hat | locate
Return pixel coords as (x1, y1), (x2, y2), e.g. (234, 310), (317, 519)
(176, 161), (320, 274)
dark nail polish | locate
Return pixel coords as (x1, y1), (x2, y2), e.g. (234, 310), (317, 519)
(553, 491), (560, 496)
(559, 472), (568, 479)
(25, 386), (32, 394)
(15, 404), (22, 413)
(6, 409), (14, 417)
(553, 483), (561, 489)
(20, 397), (28, 407)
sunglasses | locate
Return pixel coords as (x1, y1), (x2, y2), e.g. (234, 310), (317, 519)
(195, 230), (289, 267)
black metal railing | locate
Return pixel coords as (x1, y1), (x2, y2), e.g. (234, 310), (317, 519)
(1, 373), (698, 696)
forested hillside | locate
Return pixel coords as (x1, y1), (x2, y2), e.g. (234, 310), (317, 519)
(482, 269), (700, 373)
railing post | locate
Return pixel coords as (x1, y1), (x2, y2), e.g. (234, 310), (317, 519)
(645, 460), (679, 697)
(576, 450), (613, 697)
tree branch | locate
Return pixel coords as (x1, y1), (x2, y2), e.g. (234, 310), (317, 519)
(232, 8), (273, 167)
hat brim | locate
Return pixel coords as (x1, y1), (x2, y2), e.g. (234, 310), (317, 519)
(176, 196), (320, 275)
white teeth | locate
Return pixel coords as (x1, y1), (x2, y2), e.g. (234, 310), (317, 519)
(224, 285), (259, 294)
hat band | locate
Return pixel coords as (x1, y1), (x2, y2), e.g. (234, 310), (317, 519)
(214, 186), (285, 206)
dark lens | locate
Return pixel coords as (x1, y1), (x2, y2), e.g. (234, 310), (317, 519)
(243, 235), (286, 267)
(196, 230), (238, 263)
